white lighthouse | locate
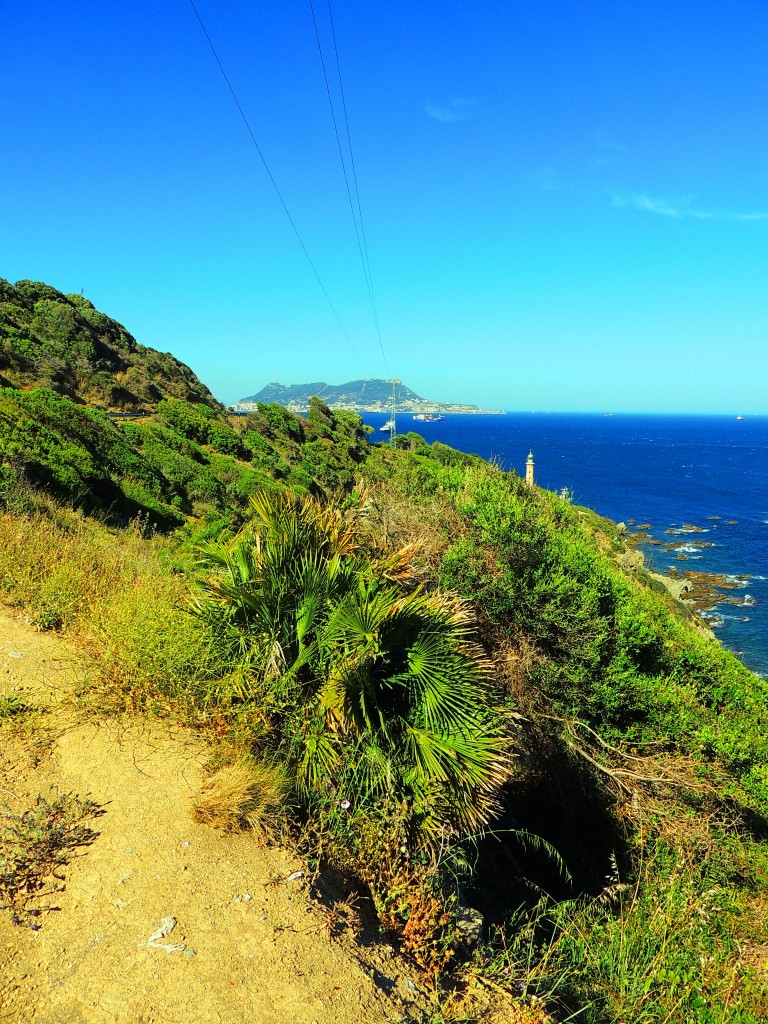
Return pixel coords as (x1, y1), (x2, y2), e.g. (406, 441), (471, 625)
(525, 449), (535, 487)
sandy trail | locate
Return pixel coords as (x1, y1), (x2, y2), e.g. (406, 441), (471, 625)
(0, 608), (424, 1024)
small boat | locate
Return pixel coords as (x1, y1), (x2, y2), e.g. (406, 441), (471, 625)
(380, 418), (395, 432)
(737, 415), (744, 421)
(412, 413), (445, 422)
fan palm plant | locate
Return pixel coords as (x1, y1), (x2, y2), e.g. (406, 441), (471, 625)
(193, 490), (511, 837)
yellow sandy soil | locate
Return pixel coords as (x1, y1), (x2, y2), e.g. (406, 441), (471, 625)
(0, 607), (546, 1024)
(0, 609), (426, 1024)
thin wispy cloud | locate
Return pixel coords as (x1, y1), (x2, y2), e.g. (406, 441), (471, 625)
(528, 167), (563, 192)
(592, 134), (628, 169)
(423, 98), (475, 123)
(596, 139), (629, 156)
(612, 192), (768, 221)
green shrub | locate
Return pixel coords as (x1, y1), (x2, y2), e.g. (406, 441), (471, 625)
(0, 791), (102, 926)
(193, 490), (512, 841)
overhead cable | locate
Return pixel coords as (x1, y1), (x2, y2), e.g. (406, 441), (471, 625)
(325, 0), (385, 364)
(309, 0), (389, 374)
(187, 0), (367, 372)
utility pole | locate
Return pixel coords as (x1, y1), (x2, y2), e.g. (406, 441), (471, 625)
(387, 378), (400, 447)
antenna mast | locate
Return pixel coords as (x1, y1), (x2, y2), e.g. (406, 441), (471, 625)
(387, 378), (400, 447)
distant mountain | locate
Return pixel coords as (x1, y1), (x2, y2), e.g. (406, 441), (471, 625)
(0, 278), (223, 413)
(235, 379), (482, 414)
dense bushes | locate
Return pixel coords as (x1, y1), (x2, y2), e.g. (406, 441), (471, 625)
(3, 310), (768, 1018)
(157, 398), (245, 457)
(241, 400), (369, 494)
(0, 384), (374, 527)
(437, 465), (768, 784)
(193, 490), (512, 842)
(0, 387), (182, 526)
(365, 451), (768, 808)
(0, 277), (222, 410)
(357, 452), (768, 1020)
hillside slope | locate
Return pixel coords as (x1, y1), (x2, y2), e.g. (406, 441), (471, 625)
(0, 278), (221, 412)
(2, 281), (768, 1022)
(0, 278), (376, 528)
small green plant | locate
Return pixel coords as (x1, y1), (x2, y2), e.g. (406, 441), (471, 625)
(0, 790), (102, 926)
(0, 692), (32, 718)
(0, 691), (52, 762)
(35, 602), (64, 631)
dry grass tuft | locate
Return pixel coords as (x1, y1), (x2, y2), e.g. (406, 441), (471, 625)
(493, 634), (541, 707)
(361, 484), (459, 578)
(0, 503), (226, 714)
(190, 761), (285, 837)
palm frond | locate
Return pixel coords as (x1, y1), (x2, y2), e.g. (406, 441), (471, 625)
(294, 719), (342, 794)
(192, 489), (514, 837)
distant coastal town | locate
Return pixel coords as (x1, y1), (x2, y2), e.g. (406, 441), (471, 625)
(230, 378), (504, 415)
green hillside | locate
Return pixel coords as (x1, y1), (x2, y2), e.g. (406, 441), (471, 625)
(0, 282), (374, 527)
(0, 278), (221, 412)
(0, 386), (372, 529)
(1, 281), (768, 1022)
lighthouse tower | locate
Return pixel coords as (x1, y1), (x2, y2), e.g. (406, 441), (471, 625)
(525, 450), (535, 487)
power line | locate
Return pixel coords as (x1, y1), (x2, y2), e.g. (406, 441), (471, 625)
(310, 0), (389, 374)
(307, 3), (372, 316)
(325, 1), (385, 353)
(186, 0), (368, 373)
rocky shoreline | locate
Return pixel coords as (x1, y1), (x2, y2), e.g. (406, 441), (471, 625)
(625, 520), (753, 637)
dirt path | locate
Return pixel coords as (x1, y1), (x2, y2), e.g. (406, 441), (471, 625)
(0, 609), (427, 1024)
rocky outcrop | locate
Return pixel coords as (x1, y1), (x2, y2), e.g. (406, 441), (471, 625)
(233, 379), (493, 415)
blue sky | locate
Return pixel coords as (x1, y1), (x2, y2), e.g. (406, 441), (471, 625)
(2, 1), (767, 412)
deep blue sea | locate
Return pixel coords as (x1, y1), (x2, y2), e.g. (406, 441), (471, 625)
(361, 412), (768, 678)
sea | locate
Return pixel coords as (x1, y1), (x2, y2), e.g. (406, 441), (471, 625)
(361, 412), (768, 679)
